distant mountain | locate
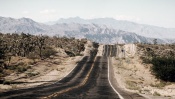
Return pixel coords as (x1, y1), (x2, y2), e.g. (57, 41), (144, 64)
(0, 16), (174, 44)
(45, 17), (90, 25)
(52, 17), (175, 39)
(63, 28), (170, 44)
(0, 17), (49, 34)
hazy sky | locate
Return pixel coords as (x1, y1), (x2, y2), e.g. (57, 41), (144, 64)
(0, 0), (175, 28)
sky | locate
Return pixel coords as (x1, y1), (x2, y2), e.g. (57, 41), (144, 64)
(0, 0), (175, 28)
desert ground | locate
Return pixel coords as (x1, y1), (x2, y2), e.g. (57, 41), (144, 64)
(112, 44), (175, 99)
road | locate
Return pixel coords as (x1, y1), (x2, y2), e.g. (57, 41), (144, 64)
(54, 57), (119, 99)
(0, 44), (145, 99)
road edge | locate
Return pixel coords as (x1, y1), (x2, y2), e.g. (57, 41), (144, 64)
(108, 57), (124, 99)
(54, 56), (85, 84)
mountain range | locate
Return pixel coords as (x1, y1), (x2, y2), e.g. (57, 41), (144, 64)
(0, 16), (175, 44)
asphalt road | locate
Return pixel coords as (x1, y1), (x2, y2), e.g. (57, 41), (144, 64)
(55, 56), (120, 99)
(51, 45), (120, 99)
(0, 44), (145, 99)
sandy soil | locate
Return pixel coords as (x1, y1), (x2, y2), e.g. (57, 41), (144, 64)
(112, 44), (175, 99)
(82, 40), (94, 56)
(0, 41), (93, 92)
(96, 44), (103, 56)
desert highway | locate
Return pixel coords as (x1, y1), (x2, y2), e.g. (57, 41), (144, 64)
(0, 44), (145, 99)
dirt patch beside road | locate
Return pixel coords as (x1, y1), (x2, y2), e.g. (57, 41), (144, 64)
(0, 55), (82, 92)
(112, 44), (175, 99)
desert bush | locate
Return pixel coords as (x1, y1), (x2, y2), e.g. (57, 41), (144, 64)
(27, 72), (40, 77)
(151, 56), (175, 82)
(140, 56), (152, 64)
(153, 91), (161, 96)
(150, 81), (169, 88)
(65, 50), (75, 57)
(16, 66), (27, 72)
(7, 65), (27, 73)
(137, 44), (145, 48)
(27, 52), (39, 63)
(42, 47), (57, 58)
(126, 80), (140, 90)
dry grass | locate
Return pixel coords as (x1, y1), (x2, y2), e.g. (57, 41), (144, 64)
(150, 81), (171, 89)
(153, 91), (161, 96)
(125, 80), (140, 90)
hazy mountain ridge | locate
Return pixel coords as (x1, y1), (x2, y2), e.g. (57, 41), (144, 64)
(54, 17), (175, 39)
(0, 17), (49, 33)
(0, 16), (174, 44)
(65, 29), (169, 44)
